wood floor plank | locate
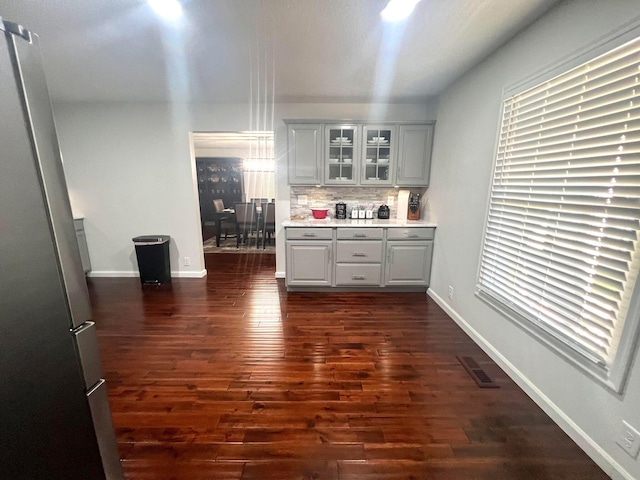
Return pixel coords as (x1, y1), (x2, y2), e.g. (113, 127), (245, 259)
(89, 253), (608, 479)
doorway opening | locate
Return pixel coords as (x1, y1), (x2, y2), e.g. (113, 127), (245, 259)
(192, 131), (275, 253)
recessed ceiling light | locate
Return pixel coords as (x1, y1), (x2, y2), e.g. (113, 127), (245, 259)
(380, 0), (421, 22)
(148, 0), (183, 20)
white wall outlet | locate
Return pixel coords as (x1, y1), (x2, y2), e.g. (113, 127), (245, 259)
(298, 194), (308, 205)
(448, 285), (454, 300)
(183, 256), (191, 267)
(617, 420), (640, 458)
(387, 196), (395, 206)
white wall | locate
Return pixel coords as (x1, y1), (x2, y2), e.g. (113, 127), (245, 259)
(53, 101), (437, 277)
(243, 171), (276, 203)
(427, 1), (640, 478)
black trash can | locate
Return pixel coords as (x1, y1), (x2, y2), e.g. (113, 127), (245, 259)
(132, 235), (171, 285)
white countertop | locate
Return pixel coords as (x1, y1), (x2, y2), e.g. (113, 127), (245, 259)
(283, 218), (437, 228)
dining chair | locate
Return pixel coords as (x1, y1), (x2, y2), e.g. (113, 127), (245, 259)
(213, 198), (225, 212)
(213, 199), (235, 240)
(234, 202), (259, 247)
(261, 202), (276, 249)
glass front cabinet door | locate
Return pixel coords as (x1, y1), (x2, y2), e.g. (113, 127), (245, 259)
(361, 125), (396, 185)
(325, 125), (358, 185)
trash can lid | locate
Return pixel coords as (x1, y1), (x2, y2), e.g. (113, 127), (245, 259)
(132, 235), (170, 245)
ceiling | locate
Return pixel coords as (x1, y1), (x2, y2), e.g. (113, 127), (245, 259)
(0, 0), (560, 104)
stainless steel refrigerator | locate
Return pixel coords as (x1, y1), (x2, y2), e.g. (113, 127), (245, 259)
(0, 19), (124, 480)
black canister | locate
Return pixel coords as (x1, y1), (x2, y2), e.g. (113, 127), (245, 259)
(335, 202), (347, 219)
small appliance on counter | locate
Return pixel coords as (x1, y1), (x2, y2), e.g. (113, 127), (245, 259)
(378, 204), (390, 219)
(408, 193), (420, 220)
(335, 202), (347, 219)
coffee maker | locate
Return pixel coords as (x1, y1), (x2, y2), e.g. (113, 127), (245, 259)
(335, 202), (347, 219)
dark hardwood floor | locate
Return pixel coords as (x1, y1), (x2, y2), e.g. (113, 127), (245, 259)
(89, 253), (608, 479)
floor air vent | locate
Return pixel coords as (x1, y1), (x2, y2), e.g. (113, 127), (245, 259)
(456, 355), (499, 388)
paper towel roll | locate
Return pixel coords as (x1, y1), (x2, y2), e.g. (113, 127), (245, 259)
(397, 190), (410, 220)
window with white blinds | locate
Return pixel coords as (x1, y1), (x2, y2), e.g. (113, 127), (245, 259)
(477, 35), (640, 389)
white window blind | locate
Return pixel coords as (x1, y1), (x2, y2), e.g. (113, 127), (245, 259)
(477, 36), (640, 374)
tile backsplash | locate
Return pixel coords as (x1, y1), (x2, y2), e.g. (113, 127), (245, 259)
(290, 187), (427, 219)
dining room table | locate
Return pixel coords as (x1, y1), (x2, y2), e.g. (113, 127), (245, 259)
(214, 206), (262, 247)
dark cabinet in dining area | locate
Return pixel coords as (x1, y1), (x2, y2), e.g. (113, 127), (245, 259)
(196, 157), (244, 223)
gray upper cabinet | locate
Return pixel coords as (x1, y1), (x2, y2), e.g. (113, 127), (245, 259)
(325, 124), (358, 185)
(396, 124), (434, 186)
(286, 121), (434, 186)
(361, 125), (396, 186)
(287, 123), (323, 185)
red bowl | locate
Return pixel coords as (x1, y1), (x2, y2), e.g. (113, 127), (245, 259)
(311, 208), (328, 219)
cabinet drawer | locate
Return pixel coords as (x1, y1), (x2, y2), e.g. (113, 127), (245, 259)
(335, 264), (382, 286)
(387, 227), (435, 240)
(336, 240), (383, 263)
(337, 228), (383, 240)
(286, 228), (333, 240)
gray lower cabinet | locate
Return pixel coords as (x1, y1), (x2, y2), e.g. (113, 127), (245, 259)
(286, 226), (435, 289)
(385, 227), (434, 286)
(285, 228), (333, 286)
(385, 241), (433, 286)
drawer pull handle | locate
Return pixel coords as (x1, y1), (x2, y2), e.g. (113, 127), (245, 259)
(353, 234), (367, 238)
(352, 275), (365, 280)
(352, 253), (367, 257)
(405, 234), (419, 238)
(302, 233), (317, 237)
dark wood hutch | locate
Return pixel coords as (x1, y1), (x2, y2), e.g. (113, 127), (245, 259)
(196, 157), (244, 223)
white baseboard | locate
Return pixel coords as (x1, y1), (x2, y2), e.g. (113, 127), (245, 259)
(275, 271), (285, 279)
(427, 288), (634, 480)
(87, 271), (138, 277)
(88, 270), (207, 278)
(176, 269), (207, 278)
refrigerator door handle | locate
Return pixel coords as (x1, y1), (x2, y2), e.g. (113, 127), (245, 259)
(86, 378), (105, 397)
(1, 20), (31, 40)
(73, 321), (105, 389)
